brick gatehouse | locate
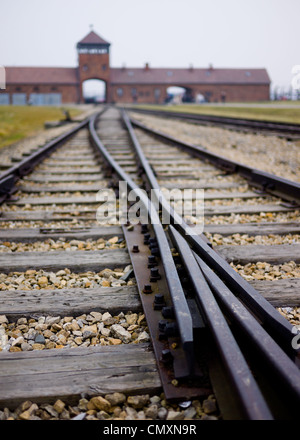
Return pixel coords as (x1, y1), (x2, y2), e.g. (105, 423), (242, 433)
(1, 30), (270, 105)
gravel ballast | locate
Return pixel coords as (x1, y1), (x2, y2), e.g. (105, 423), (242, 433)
(0, 237), (126, 252)
(132, 114), (300, 182)
(0, 310), (149, 352)
(0, 393), (219, 420)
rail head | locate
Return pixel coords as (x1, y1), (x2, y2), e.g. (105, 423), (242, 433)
(121, 109), (300, 355)
(129, 115), (300, 206)
(89, 112), (194, 354)
(124, 106), (300, 136)
(90, 107), (300, 417)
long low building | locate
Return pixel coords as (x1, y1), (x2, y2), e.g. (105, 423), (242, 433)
(0, 30), (271, 105)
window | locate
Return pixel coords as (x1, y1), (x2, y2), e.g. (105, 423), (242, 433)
(0, 93), (9, 105)
(128, 71), (134, 76)
(167, 71), (173, 77)
(204, 91), (212, 102)
(82, 65), (88, 71)
(102, 64), (107, 71)
(78, 48), (108, 54)
(154, 88), (161, 98)
(131, 88), (137, 97)
(12, 93), (26, 105)
(117, 88), (123, 97)
(29, 93), (62, 106)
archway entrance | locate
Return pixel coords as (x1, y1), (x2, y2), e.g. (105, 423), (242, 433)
(82, 79), (106, 103)
(165, 86), (185, 104)
(165, 86), (194, 104)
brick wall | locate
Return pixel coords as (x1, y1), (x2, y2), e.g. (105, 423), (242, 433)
(1, 84), (79, 104)
(110, 83), (270, 104)
(0, 82), (269, 105)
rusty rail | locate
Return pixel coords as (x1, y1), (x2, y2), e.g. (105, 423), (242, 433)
(88, 109), (300, 419)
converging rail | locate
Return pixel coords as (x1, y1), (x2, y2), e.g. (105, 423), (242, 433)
(129, 116), (300, 206)
(125, 106), (300, 140)
(89, 107), (300, 419)
(0, 105), (299, 420)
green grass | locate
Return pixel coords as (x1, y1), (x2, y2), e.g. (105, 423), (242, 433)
(130, 103), (300, 124)
(0, 106), (82, 149)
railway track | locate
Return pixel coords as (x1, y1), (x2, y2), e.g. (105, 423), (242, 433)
(0, 106), (299, 421)
(125, 106), (300, 141)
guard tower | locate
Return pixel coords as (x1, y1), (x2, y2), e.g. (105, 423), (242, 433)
(77, 30), (111, 102)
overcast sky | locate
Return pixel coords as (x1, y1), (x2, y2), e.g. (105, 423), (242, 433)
(1, 0), (299, 90)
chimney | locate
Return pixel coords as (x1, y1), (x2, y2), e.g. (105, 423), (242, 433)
(209, 63), (214, 71)
(189, 64), (194, 72)
(122, 63), (126, 72)
(145, 62), (150, 71)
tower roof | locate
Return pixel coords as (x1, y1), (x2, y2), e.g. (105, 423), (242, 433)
(77, 31), (110, 47)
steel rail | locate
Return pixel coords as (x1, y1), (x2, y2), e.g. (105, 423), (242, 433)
(168, 225), (273, 420)
(92, 108), (300, 418)
(0, 115), (96, 204)
(121, 109), (299, 357)
(89, 112), (194, 369)
(124, 106), (300, 137)
(129, 116), (300, 206)
(190, 250), (300, 409)
(93, 108), (276, 418)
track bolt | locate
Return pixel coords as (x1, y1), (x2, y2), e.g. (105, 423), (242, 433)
(150, 267), (161, 282)
(151, 247), (160, 257)
(162, 306), (175, 319)
(132, 245), (139, 253)
(161, 349), (173, 364)
(144, 233), (151, 244)
(165, 322), (178, 337)
(143, 284), (153, 294)
(154, 293), (164, 304)
(148, 255), (157, 268)
(153, 294), (165, 310)
(158, 320), (168, 332)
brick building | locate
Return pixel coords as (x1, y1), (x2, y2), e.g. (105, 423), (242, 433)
(1, 30), (271, 105)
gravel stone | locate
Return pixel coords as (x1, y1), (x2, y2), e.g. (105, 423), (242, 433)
(145, 404), (158, 419)
(88, 396), (111, 412)
(105, 393), (126, 406)
(166, 410), (185, 420)
(110, 324), (132, 343)
(203, 398), (217, 414)
(34, 334), (46, 344)
(0, 316), (8, 324)
(157, 407), (168, 420)
(127, 395), (150, 409)
(137, 331), (150, 342)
